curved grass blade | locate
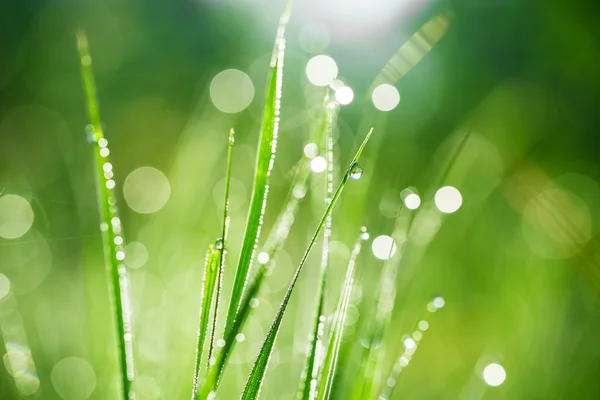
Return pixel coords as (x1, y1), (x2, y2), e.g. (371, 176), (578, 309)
(191, 244), (221, 398)
(207, 129), (235, 362)
(197, 150), (315, 398)
(76, 29), (134, 400)
(192, 129), (235, 399)
(369, 11), (452, 90)
(240, 128), (373, 400)
(299, 97), (337, 400)
(378, 299), (444, 400)
(316, 229), (366, 400)
(225, 1), (291, 334)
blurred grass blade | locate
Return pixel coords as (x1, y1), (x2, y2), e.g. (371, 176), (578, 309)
(76, 29), (134, 400)
(225, 0), (290, 335)
(208, 129), (235, 362)
(241, 128), (372, 400)
(191, 245), (220, 398)
(378, 300), (443, 400)
(299, 96), (337, 400)
(369, 11), (452, 90)
(351, 213), (411, 400)
(317, 229), (366, 400)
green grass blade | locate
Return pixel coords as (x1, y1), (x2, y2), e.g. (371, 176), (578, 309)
(299, 97), (337, 400)
(317, 229), (366, 400)
(76, 29), (134, 400)
(195, 263), (265, 400)
(196, 155), (313, 398)
(225, 3), (290, 334)
(240, 128), (373, 400)
(191, 245), (220, 398)
(208, 129), (235, 362)
(378, 300), (444, 400)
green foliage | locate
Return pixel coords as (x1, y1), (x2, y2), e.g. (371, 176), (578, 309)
(241, 130), (372, 400)
(76, 30), (134, 400)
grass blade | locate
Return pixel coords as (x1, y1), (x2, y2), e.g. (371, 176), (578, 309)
(225, 2), (290, 334)
(197, 151), (314, 398)
(191, 245), (221, 398)
(76, 29), (134, 400)
(208, 129), (235, 362)
(240, 128), (373, 400)
(378, 299), (444, 400)
(299, 97), (337, 400)
(192, 129), (235, 399)
(316, 228), (366, 400)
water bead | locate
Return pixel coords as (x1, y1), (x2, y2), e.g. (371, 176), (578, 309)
(349, 162), (363, 180)
(215, 238), (224, 250)
(85, 125), (97, 144)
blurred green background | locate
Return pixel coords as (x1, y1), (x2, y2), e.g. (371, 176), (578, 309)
(2, 0), (600, 399)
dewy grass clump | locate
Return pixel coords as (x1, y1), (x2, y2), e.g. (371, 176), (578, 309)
(75, 2), (452, 400)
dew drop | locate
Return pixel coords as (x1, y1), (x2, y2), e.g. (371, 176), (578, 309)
(85, 125), (96, 144)
(349, 162), (363, 180)
(215, 238), (224, 250)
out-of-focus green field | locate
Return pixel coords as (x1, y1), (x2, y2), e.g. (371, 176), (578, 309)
(2, 0), (600, 399)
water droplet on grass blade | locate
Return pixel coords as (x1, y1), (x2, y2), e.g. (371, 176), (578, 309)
(215, 238), (224, 250)
(85, 125), (96, 144)
(349, 162), (363, 180)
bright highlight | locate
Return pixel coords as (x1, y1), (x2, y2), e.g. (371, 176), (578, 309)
(371, 235), (397, 260)
(483, 363), (506, 386)
(306, 55), (338, 86)
(434, 186), (462, 213)
(372, 84), (400, 111)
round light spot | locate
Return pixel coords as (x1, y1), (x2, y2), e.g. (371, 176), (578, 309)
(404, 337), (416, 350)
(335, 86), (354, 105)
(306, 55), (338, 86)
(210, 69), (254, 113)
(372, 84), (400, 111)
(434, 186), (462, 214)
(293, 184), (307, 199)
(216, 339), (226, 348)
(124, 242), (149, 269)
(0, 274), (10, 300)
(123, 167), (171, 214)
(404, 193), (421, 210)
(418, 320), (429, 331)
(371, 235), (396, 260)
(0, 195), (34, 239)
(51, 357), (96, 400)
(235, 333), (246, 342)
(257, 252), (270, 264)
(304, 143), (318, 159)
(310, 156), (327, 173)
(433, 297), (445, 308)
(482, 363), (506, 386)
(15, 372), (40, 395)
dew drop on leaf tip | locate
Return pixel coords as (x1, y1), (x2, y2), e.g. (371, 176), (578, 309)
(349, 162), (363, 180)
